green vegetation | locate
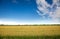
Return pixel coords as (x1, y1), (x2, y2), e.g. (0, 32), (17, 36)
(0, 35), (60, 39)
(0, 24), (60, 26)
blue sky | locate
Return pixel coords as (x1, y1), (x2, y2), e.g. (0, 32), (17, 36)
(0, 0), (60, 24)
(0, 0), (40, 21)
(45, 0), (53, 5)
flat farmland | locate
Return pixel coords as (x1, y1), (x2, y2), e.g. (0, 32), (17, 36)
(0, 25), (60, 36)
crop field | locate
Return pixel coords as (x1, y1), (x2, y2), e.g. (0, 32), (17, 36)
(0, 25), (60, 39)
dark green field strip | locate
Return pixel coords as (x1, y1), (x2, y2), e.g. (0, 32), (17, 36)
(0, 35), (60, 39)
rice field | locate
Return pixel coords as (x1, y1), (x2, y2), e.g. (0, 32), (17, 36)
(0, 25), (60, 39)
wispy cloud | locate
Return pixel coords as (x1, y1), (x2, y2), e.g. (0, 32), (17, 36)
(12, 0), (18, 4)
(36, 0), (60, 23)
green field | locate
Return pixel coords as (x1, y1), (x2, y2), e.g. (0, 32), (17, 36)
(0, 35), (60, 39)
(0, 25), (60, 39)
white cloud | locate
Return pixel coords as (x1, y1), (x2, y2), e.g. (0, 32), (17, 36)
(36, 0), (60, 23)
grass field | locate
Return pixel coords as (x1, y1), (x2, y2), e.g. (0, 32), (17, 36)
(0, 35), (60, 39)
(0, 25), (60, 39)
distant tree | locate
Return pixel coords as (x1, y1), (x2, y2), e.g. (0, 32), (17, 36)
(0, 24), (4, 26)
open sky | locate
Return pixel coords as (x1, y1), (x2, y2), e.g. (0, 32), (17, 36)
(0, 0), (60, 25)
